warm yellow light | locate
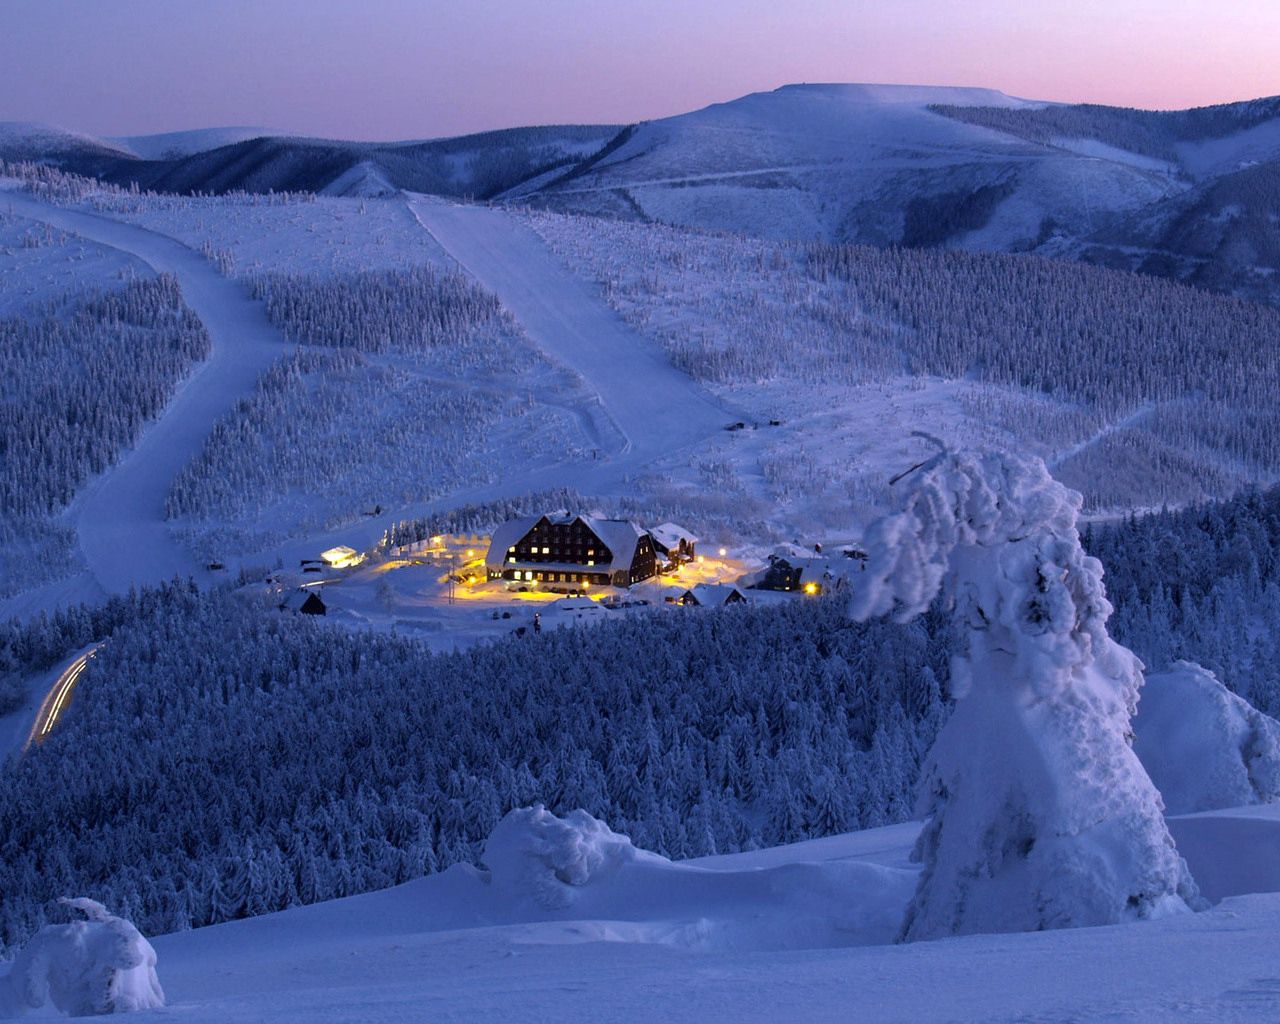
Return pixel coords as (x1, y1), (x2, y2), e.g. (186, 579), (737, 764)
(803, 582), (819, 595)
(465, 549), (475, 558)
(696, 556), (705, 564)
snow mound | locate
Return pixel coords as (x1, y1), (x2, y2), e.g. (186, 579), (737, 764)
(483, 805), (649, 908)
(476, 806), (917, 950)
(0, 898), (164, 1016)
(1134, 661), (1280, 814)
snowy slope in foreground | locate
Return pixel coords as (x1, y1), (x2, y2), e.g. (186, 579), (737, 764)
(68, 805), (1280, 1023)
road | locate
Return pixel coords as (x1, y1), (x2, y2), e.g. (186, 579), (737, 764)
(22, 643), (105, 752)
(2, 192), (291, 597)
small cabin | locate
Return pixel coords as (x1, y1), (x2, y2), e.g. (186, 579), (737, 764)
(320, 545), (364, 569)
(280, 589), (327, 616)
(680, 583), (747, 607)
(650, 522), (698, 567)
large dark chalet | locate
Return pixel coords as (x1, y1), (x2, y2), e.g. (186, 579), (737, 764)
(485, 514), (658, 588)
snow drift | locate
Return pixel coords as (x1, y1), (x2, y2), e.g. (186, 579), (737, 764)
(850, 443), (1200, 940)
(0, 898), (163, 1017)
(477, 805), (917, 951)
(1134, 661), (1280, 814)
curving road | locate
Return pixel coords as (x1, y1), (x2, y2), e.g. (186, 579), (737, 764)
(22, 643), (105, 752)
(3, 193), (291, 596)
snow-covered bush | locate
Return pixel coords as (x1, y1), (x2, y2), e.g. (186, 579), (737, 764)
(0, 898), (163, 1017)
(483, 805), (647, 909)
(1134, 661), (1280, 814)
(850, 444), (1199, 939)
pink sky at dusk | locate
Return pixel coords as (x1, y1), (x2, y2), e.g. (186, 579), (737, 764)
(2, 0), (1278, 140)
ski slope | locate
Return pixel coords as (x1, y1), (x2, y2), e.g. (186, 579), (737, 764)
(1, 192), (290, 596)
(59, 805), (1280, 1023)
(410, 197), (735, 458)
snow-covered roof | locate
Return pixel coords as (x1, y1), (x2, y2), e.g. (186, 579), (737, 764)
(650, 522), (698, 551)
(582, 517), (646, 573)
(547, 597), (599, 612)
(688, 583), (746, 606)
(485, 514), (648, 575)
(280, 588), (326, 613)
(485, 515), (542, 571)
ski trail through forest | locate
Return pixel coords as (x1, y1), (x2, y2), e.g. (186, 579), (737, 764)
(3, 194), (291, 595)
(409, 196), (736, 459)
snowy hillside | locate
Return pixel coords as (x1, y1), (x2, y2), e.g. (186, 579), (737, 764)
(519, 83), (1179, 248)
(15, 806), (1280, 1022)
(109, 127), (276, 160)
(0, 122), (132, 164)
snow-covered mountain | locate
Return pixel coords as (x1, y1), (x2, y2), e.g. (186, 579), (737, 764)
(3, 122), (623, 201)
(518, 83), (1180, 246)
(515, 84), (1280, 305)
(10, 85), (1280, 304)
(108, 126), (277, 160)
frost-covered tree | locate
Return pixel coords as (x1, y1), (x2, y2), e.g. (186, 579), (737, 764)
(849, 442), (1200, 940)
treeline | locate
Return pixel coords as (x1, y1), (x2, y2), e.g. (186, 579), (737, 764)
(164, 347), (503, 537)
(530, 210), (1280, 508)
(1087, 486), (1280, 717)
(245, 265), (515, 361)
(0, 275), (209, 520)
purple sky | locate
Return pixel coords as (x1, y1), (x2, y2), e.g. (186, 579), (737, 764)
(3, 0), (1278, 140)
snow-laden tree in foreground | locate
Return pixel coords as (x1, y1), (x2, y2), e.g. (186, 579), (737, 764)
(0, 898), (163, 1017)
(850, 441), (1201, 941)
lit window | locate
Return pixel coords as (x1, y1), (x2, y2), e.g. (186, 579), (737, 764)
(587, 559), (594, 566)
(542, 547), (550, 555)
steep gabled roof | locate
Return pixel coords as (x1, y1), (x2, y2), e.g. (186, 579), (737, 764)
(580, 516), (647, 573)
(485, 515), (543, 571)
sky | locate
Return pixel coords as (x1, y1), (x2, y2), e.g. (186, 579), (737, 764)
(2, 0), (1278, 141)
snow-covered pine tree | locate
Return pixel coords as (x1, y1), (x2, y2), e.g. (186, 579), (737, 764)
(849, 442), (1200, 940)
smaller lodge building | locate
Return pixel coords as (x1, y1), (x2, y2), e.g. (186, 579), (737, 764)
(486, 514), (660, 588)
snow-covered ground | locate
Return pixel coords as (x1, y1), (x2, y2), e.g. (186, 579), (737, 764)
(47, 804), (1280, 1023)
(0, 204), (147, 315)
(410, 196), (736, 458)
(92, 192), (453, 276)
(0, 190), (291, 598)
